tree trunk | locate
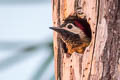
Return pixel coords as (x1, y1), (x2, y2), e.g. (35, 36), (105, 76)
(52, 0), (120, 80)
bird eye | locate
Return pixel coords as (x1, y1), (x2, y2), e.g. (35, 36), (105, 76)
(67, 25), (72, 29)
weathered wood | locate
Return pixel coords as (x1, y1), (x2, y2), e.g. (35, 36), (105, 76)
(52, 0), (120, 80)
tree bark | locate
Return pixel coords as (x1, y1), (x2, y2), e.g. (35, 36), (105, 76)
(52, 0), (120, 80)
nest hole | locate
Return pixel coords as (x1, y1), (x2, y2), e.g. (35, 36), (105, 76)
(61, 16), (92, 54)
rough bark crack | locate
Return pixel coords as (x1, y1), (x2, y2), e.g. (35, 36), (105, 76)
(57, 0), (61, 79)
(88, 0), (100, 79)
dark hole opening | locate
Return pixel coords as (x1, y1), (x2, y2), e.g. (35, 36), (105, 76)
(61, 40), (68, 53)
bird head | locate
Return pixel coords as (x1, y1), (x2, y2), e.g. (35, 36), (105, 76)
(50, 16), (91, 42)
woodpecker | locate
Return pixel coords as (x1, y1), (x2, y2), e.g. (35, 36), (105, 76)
(50, 16), (91, 54)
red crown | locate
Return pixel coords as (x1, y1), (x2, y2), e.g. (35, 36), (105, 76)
(74, 20), (85, 32)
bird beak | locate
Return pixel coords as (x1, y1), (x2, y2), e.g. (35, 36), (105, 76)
(49, 27), (71, 36)
(49, 27), (64, 33)
(49, 27), (70, 40)
(49, 27), (80, 42)
(50, 26), (77, 37)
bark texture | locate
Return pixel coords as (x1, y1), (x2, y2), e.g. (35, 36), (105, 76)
(52, 0), (120, 80)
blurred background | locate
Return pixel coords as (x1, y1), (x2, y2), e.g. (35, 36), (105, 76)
(0, 0), (54, 80)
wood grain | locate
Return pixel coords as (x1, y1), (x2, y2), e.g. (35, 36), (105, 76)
(52, 0), (120, 80)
